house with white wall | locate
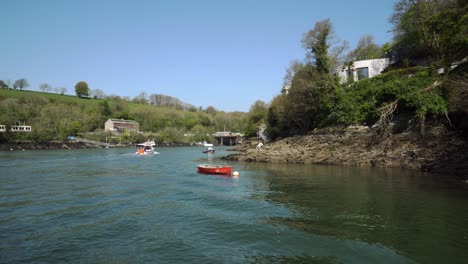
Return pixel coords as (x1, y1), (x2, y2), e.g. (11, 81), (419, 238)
(104, 119), (139, 133)
(337, 58), (389, 84)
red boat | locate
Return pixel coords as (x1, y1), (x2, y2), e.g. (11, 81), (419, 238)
(197, 164), (232, 174)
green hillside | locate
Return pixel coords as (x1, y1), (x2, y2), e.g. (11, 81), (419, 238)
(0, 89), (248, 144)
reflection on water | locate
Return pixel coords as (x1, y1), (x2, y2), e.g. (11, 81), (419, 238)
(0, 148), (467, 263)
(242, 162), (468, 263)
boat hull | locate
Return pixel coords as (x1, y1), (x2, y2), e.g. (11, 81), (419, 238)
(197, 164), (232, 174)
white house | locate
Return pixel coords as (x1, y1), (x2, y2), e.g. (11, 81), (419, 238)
(11, 125), (32, 132)
(337, 58), (389, 84)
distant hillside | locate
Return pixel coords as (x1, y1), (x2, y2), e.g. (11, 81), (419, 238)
(0, 89), (247, 144)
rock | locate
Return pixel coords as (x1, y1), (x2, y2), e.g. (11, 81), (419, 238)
(222, 129), (468, 179)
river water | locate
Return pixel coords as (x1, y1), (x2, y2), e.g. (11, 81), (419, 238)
(0, 147), (467, 263)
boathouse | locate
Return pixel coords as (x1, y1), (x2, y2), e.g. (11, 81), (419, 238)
(104, 119), (139, 133)
(0, 125), (6, 132)
(213, 131), (243, 146)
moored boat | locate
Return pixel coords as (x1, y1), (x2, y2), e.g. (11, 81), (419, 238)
(197, 164), (232, 174)
(202, 147), (215, 154)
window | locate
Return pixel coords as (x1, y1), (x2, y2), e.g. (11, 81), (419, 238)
(356, 67), (369, 80)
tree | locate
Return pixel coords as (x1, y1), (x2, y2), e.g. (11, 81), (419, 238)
(93, 89), (105, 99)
(427, 0), (468, 71)
(283, 60), (305, 87)
(204, 106), (217, 115)
(244, 100), (268, 137)
(13, 78), (29, 90)
(347, 35), (383, 61)
(0, 80), (8, 89)
(302, 19), (332, 74)
(133, 92), (148, 104)
(99, 100), (112, 117)
(74, 81), (89, 98)
(59, 87), (67, 95)
(39, 83), (52, 92)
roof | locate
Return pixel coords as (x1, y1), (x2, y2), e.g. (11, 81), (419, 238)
(107, 119), (139, 124)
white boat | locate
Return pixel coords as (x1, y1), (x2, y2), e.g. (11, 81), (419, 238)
(136, 141), (159, 155)
(203, 141), (213, 147)
(202, 147), (215, 154)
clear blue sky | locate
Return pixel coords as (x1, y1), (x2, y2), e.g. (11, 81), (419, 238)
(1, 0), (396, 112)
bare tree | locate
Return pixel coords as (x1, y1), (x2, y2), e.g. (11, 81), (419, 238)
(93, 89), (105, 99)
(59, 87), (67, 95)
(14, 78), (29, 90)
(39, 83), (52, 92)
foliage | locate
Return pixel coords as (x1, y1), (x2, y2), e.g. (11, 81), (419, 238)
(74, 81), (89, 98)
(390, 0), (468, 66)
(266, 65), (449, 138)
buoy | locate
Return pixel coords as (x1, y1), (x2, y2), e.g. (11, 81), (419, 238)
(233, 171), (239, 176)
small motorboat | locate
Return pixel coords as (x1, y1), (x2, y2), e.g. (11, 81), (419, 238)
(136, 141), (158, 155)
(197, 164), (232, 174)
(202, 147), (215, 154)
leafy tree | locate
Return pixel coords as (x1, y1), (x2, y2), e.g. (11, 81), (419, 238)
(347, 35), (383, 61)
(13, 78), (29, 90)
(302, 19), (334, 74)
(204, 106), (217, 115)
(99, 100), (112, 117)
(284, 64), (338, 134)
(244, 100), (268, 137)
(390, 0), (468, 73)
(74, 81), (89, 98)
(427, 0), (468, 71)
(302, 18), (348, 75)
(283, 60), (305, 87)
(266, 95), (288, 140)
(0, 80), (8, 89)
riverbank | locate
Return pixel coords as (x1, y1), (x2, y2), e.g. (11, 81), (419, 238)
(0, 141), (204, 151)
(223, 126), (468, 179)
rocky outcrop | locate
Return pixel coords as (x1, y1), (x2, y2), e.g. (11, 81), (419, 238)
(223, 127), (468, 179)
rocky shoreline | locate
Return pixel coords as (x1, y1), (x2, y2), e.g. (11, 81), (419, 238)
(0, 141), (99, 151)
(223, 126), (468, 180)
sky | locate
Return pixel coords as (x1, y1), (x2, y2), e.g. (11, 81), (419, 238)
(1, 0), (396, 112)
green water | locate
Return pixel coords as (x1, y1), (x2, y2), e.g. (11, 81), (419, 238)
(0, 147), (467, 263)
